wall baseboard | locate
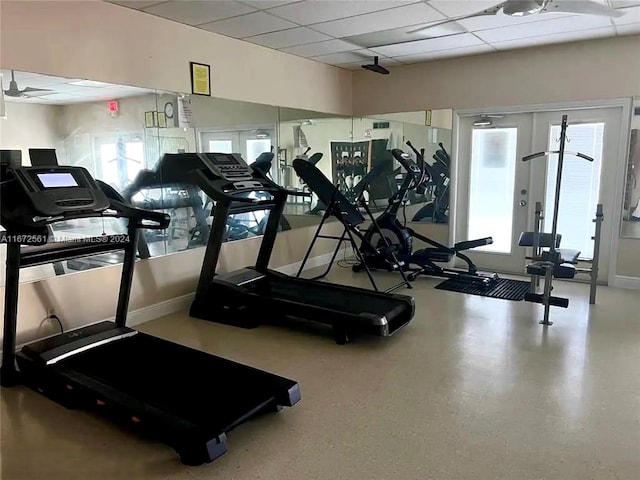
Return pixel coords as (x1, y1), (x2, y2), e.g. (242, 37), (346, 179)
(274, 248), (347, 276)
(613, 275), (640, 290)
(119, 293), (196, 328)
(1, 249), (345, 359)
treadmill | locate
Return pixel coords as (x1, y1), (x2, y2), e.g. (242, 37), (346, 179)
(0, 159), (300, 465)
(186, 152), (415, 344)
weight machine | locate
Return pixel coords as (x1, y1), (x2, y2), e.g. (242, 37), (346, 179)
(519, 115), (604, 326)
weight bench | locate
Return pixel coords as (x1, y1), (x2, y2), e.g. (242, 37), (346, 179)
(518, 230), (582, 321)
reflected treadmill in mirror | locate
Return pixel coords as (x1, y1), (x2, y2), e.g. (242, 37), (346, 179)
(122, 152), (291, 247)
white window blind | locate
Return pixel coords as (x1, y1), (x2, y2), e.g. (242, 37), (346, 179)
(544, 123), (603, 260)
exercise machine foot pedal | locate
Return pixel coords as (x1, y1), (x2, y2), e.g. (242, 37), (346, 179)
(524, 292), (569, 308)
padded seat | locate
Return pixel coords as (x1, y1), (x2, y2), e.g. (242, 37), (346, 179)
(554, 263), (576, 279)
(414, 248), (454, 263)
(526, 261), (576, 279)
(518, 231), (561, 248)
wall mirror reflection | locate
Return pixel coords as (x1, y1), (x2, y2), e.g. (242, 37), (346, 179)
(0, 70), (287, 287)
(621, 98), (640, 238)
(1, 68), (161, 285)
(277, 108), (352, 228)
(353, 110), (453, 225)
(129, 92), (282, 255)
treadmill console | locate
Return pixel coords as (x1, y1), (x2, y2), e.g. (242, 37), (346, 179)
(198, 152), (254, 182)
(11, 166), (109, 217)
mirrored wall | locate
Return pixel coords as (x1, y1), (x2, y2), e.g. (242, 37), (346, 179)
(1, 68), (453, 286)
(622, 97), (640, 238)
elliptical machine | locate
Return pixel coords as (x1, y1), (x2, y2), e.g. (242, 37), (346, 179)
(411, 143), (450, 223)
(353, 142), (498, 285)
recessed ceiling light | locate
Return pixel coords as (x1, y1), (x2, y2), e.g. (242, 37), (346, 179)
(68, 79), (112, 88)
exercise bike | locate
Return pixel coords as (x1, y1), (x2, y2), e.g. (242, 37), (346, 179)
(353, 142), (499, 286)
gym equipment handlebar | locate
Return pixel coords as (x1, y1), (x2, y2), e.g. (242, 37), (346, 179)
(454, 237), (493, 251)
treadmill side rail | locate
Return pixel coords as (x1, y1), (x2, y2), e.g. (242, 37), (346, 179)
(20, 321), (136, 365)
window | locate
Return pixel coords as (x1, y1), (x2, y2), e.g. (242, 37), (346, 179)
(208, 140), (233, 153)
(469, 128), (518, 253)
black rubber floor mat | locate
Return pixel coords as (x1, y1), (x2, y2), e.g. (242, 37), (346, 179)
(434, 278), (531, 301)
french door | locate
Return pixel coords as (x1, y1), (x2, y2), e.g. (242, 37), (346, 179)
(456, 106), (624, 280)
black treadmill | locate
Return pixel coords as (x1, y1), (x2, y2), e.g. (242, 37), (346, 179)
(186, 152), (415, 344)
(0, 159), (300, 465)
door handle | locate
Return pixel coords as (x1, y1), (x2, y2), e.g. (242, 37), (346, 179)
(519, 200), (527, 207)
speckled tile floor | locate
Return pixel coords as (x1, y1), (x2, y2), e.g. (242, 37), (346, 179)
(1, 269), (639, 479)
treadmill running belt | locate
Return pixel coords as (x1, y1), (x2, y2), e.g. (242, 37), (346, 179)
(59, 334), (294, 433)
(249, 277), (403, 312)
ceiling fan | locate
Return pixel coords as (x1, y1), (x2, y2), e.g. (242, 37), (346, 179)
(3, 70), (54, 98)
(410, 0), (625, 36)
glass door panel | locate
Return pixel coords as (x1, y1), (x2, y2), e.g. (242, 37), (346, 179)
(469, 127), (518, 253)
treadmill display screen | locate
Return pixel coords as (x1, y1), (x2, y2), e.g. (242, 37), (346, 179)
(37, 173), (78, 188)
(204, 153), (239, 165)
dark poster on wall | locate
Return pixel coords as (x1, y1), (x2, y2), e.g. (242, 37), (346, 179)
(331, 141), (370, 204)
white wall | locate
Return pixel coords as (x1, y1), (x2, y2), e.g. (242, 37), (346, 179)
(0, 102), (62, 161)
(0, 0), (352, 115)
(352, 35), (640, 115)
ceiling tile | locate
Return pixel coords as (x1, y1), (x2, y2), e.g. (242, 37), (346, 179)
(200, 11), (297, 37)
(427, 0), (503, 18)
(610, 0), (640, 7)
(267, 1), (416, 25)
(613, 5), (640, 24)
(615, 22), (640, 34)
(143, 1), (257, 26)
(344, 21), (467, 49)
(474, 15), (613, 43)
(280, 39), (360, 56)
(371, 32), (484, 56)
(393, 44), (495, 63)
(241, 1), (299, 8)
(490, 26), (614, 50)
(108, 1), (166, 9)
(311, 50), (379, 65)
(311, 2), (445, 37)
(244, 27), (331, 48)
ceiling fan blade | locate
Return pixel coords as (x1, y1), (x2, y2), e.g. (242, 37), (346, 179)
(408, 2), (505, 35)
(542, 0), (625, 17)
(21, 87), (53, 93)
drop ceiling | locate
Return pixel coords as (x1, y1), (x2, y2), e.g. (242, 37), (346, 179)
(108, 0), (640, 69)
(1, 70), (154, 104)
